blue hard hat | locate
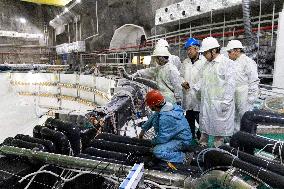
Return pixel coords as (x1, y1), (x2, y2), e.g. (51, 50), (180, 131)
(184, 38), (200, 49)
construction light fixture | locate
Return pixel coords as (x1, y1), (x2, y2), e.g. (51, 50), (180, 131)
(64, 7), (69, 12)
(76, 0), (81, 3)
(19, 17), (27, 24)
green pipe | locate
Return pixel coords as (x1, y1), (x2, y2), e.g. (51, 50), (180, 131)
(0, 145), (189, 187)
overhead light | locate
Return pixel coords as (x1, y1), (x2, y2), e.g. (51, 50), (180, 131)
(76, 0), (81, 3)
(64, 7), (69, 13)
(19, 17), (27, 24)
(56, 15), (60, 18)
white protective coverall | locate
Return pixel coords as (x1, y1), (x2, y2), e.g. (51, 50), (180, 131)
(169, 55), (182, 71)
(234, 54), (259, 132)
(133, 62), (183, 104)
(180, 56), (206, 111)
(197, 54), (236, 136)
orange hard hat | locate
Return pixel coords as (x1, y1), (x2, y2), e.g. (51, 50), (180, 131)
(145, 90), (165, 108)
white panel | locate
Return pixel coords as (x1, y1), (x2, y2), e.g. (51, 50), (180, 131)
(0, 30), (43, 39)
(61, 100), (80, 110)
(38, 97), (60, 109)
(96, 77), (115, 94)
(56, 41), (86, 54)
(155, 0), (243, 26)
(39, 86), (59, 95)
(273, 8), (284, 90)
(61, 88), (78, 97)
(79, 91), (94, 102)
(79, 75), (95, 87)
(95, 95), (109, 106)
(60, 74), (77, 84)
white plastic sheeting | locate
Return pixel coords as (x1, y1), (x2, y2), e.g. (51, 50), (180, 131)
(273, 8), (284, 90)
(109, 24), (147, 50)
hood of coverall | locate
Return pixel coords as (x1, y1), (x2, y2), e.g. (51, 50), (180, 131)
(160, 102), (184, 120)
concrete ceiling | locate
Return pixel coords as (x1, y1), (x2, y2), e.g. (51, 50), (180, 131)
(21, 0), (72, 6)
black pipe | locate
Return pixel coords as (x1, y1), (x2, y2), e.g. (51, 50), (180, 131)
(95, 133), (152, 147)
(132, 77), (158, 89)
(240, 110), (284, 134)
(33, 125), (42, 138)
(204, 150), (284, 188)
(15, 134), (56, 153)
(89, 139), (151, 155)
(230, 131), (284, 158)
(40, 127), (71, 155)
(80, 128), (98, 150)
(2, 137), (47, 152)
(220, 145), (284, 176)
(77, 153), (127, 165)
(118, 67), (158, 89)
(83, 147), (128, 162)
(45, 118), (81, 155)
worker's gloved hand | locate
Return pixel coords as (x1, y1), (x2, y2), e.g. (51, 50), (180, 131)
(181, 81), (190, 90)
(138, 130), (145, 139)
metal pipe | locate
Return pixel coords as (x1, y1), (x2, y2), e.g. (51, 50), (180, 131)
(210, 9), (213, 36)
(185, 170), (254, 189)
(222, 12), (226, 47)
(84, 34), (99, 41)
(96, 0), (99, 34)
(271, 3), (276, 46)
(0, 145), (190, 187)
(257, 0), (262, 64)
(75, 19), (78, 42)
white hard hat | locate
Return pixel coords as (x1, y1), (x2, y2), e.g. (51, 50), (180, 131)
(152, 46), (171, 56)
(156, 39), (169, 48)
(199, 37), (220, 53)
(225, 40), (244, 51)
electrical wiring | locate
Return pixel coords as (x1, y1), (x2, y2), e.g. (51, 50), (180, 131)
(63, 168), (120, 185)
(19, 170), (87, 184)
(24, 164), (50, 189)
(0, 168), (53, 188)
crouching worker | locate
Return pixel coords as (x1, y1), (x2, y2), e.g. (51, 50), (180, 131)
(139, 90), (192, 164)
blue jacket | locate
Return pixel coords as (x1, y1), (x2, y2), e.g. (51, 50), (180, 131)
(142, 103), (192, 145)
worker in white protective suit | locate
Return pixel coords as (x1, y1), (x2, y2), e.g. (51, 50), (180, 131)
(226, 40), (259, 132)
(180, 38), (206, 139)
(156, 39), (182, 71)
(131, 46), (183, 105)
(196, 37), (236, 147)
